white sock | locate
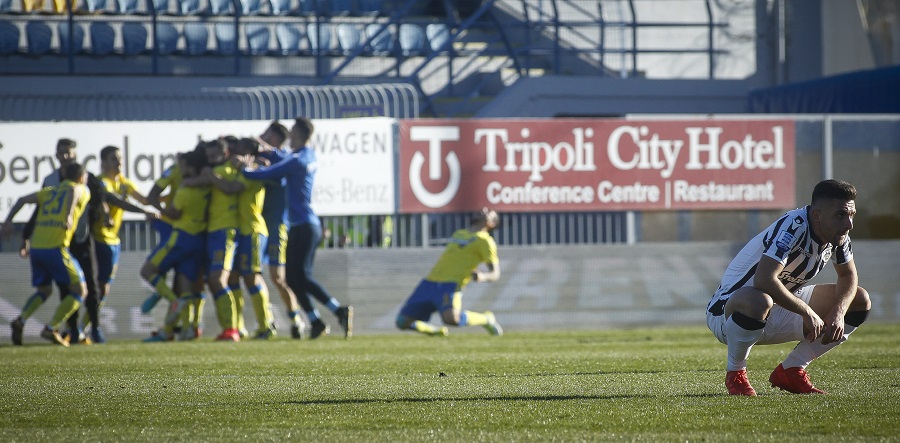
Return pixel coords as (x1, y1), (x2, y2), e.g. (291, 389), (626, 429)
(782, 324), (857, 369)
(725, 315), (765, 371)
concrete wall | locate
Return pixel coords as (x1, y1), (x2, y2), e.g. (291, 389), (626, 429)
(1, 240), (896, 342)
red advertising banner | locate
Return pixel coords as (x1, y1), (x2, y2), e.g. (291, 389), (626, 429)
(398, 119), (795, 213)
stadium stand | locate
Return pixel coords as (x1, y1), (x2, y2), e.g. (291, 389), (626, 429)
(274, 22), (301, 55)
(365, 23), (392, 55)
(336, 22), (360, 55)
(214, 21), (236, 54)
(151, 0), (171, 14)
(116, 0), (138, 14)
(183, 21), (209, 54)
(26, 21), (52, 55)
(425, 23), (449, 53)
(58, 22), (86, 54)
(295, 0), (313, 15)
(83, 0), (108, 13)
(306, 21), (332, 54)
(356, 0), (381, 16)
(0, 20), (19, 55)
(154, 22), (178, 54)
(178, 0), (200, 15)
(121, 21), (148, 54)
(0, 0), (13, 13)
(208, 0), (231, 15)
(267, 0), (289, 15)
(89, 21), (116, 55)
(244, 22), (268, 55)
(328, 0), (350, 16)
(398, 22), (424, 56)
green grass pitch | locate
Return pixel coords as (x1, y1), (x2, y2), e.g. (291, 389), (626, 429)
(1, 324), (898, 442)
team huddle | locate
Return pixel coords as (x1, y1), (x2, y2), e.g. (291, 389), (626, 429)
(2, 119), (872, 396)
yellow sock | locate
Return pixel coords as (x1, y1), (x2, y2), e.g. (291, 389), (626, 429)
(49, 296), (82, 330)
(250, 285), (273, 332)
(413, 321), (442, 334)
(153, 276), (177, 302)
(231, 287), (245, 333)
(193, 296), (205, 329)
(462, 311), (488, 326)
(21, 292), (48, 320)
(214, 289), (236, 329)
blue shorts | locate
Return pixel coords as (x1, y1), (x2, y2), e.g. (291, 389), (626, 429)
(151, 219), (174, 244)
(398, 280), (459, 322)
(236, 232), (267, 275)
(206, 228), (236, 272)
(94, 240), (121, 284)
(264, 222), (287, 266)
(148, 229), (204, 281)
(30, 247), (86, 291)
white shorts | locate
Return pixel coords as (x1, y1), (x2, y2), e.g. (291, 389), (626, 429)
(707, 285), (815, 346)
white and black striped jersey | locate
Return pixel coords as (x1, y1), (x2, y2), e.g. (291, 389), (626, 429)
(707, 206), (853, 316)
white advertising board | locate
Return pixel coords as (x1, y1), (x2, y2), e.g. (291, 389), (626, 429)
(0, 118), (395, 221)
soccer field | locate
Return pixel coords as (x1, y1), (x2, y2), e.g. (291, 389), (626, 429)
(1, 324), (898, 442)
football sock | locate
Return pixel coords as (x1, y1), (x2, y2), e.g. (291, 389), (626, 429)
(49, 294), (83, 331)
(213, 288), (237, 329)
(781, 310), (869, 369)
(459, 310), (488, 327)
(179, 291), (193, 329)
(249, 284), (273, 331)
(326, 298), (340, 313)
(192, 293), (206, 329)
(724, 311), (766, 371)
(288, 310), (301, 326)
(231, 285), (245, 334)
(151, 275), (177, 302)
(21, 292), (49, 321)
(412, 321), (443, 335)
(306, 309), (321, 322)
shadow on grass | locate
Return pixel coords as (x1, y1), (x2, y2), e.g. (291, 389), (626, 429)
(284, 393), (653, 406)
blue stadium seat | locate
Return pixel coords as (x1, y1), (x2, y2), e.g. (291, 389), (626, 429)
(0, 21), (20, 55)
(214, 22), (236, 54)
(426, 23), (450, 53)
(398, 23), (424, 56)
(154, 22), (179, 54)
(336, 23), (360, 55)
(151, 0), (171, 14)
(26, 21), (52, 55)
(183, 22), (208, 54)
(122, 22), (148, 55)
(208, 0), (232, 15)
(58, 22), (86, 54)
(356, 0), (381, 16)
(328, 0), (350, 16)
(267, 0), (290, 15)
(0, 0), (12, 14)
(275, 22), (301, 55)
(364, 23), (392, 55)
(178, 0), (200, 15)
(83, 0), (108, 13)
(90, 22), (116, 55)
(115, 0), (138, 14)
(295, 0), (314, 15)
(306, 22), (332, 55)
(240, 0), (260, 15)
(244, 22), (268, 55)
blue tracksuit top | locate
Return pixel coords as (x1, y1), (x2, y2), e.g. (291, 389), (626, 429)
(243, 147), (320, 228)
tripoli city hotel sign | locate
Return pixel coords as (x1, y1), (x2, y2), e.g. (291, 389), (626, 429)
(398, 119), (795, 212)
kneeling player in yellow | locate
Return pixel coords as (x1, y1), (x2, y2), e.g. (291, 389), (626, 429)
(395, 208), (504, 337)
(6, 163), (90, 346)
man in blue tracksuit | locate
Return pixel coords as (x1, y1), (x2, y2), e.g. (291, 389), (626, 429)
(242, 117), (353, 340)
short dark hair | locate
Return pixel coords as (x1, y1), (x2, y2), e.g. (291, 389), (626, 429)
(239, 137), (260, 155)
(293, 117), (314, 145)
(100, 145), (119, 162)
(57, 138), (76, 150)
(811, 179), (857, 205)
(63, 162), (85, 182)
(205, 138), (227, 152)
(267, 121), (289, 144)
(181, 150), (207, 174)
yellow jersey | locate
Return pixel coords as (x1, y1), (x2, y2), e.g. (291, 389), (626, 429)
(207, 163), (239, 233)
(426, 229), (498, 289)
(31, 180), (91, 249)
(237, 172), (267, 236)
(171, 186), (210, 235)
(155, 163), (183, 225)
(92, 173), (139, 245)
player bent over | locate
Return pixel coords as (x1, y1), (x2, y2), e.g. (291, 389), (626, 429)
(6, 163), (90, 346)
(396, 208), (504, 337)
(706, 179), (871, 396)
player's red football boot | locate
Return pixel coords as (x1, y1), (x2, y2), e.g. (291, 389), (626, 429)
(215, 328), (241, 342)
(725, 369), (757, 396)
(769, 364), (826, 394)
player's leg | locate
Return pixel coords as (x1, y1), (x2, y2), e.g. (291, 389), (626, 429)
(44, 249), (88, 347)
(440, 289), (503, 336)
(770, 284), (871, 394)
(396, 281), (448, 336)
(296, 223), (352, 338)
(286, 224), (328, 338)
(242, 233), (274, 339)
(141, 234), (180, 302)
(11, 251), (55, 345)
(87, 240), (118, 343)
(267, 225), (305, 338)
(208, 230), (239, 340)
(718, 287), (774, 396)
(67, 238), (97, 344)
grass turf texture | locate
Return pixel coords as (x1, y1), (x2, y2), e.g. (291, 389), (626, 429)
(1, 324), (898, 442)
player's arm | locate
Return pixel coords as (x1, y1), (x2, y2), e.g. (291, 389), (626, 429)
(821, 258), (859, 344)
(205, 168), (245, 195)
(64, 186), (83, 230)
(128, 186), (151, 206)
(754, 256), (823, 341)
(242, 154), (297, 181)
(2, 192), (39, 236)
(472, 262), (501, 283)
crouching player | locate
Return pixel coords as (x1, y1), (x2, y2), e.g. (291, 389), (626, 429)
(396, 208), (504, 337)
(6, 163), (90, 346)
